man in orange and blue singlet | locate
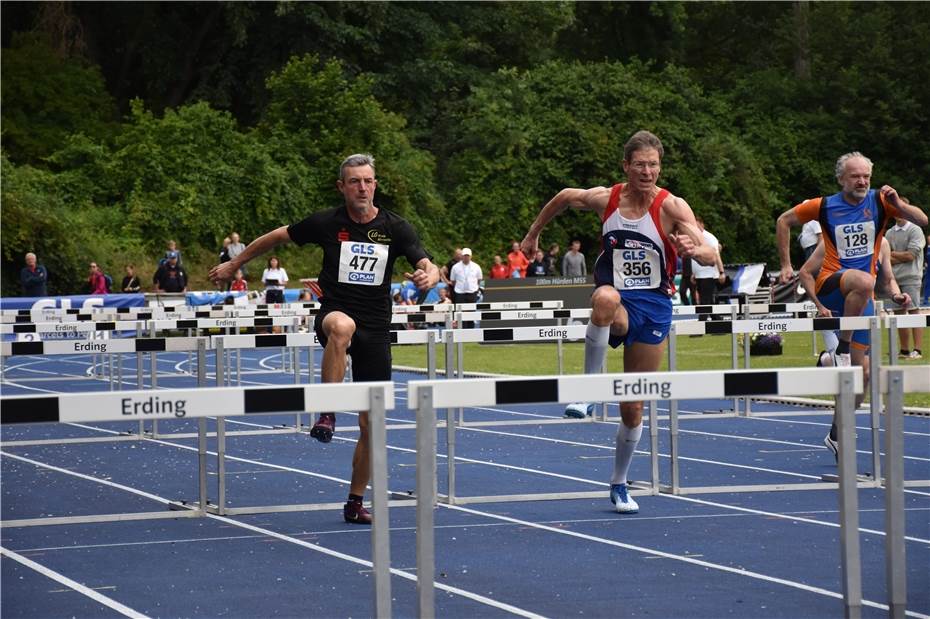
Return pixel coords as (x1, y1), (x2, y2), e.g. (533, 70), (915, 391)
(776, 151), (927, 459)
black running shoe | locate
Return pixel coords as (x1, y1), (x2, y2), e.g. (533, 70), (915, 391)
(310, 413), (336, 443)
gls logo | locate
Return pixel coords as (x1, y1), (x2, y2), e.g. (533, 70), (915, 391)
(841, 223), (865, 234)
(351, 244), (375, 255)
(621, 249), (646, 261)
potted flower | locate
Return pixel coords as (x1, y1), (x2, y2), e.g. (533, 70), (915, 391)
(749, 332), (783, 356)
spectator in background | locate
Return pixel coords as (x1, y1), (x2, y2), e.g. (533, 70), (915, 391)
(886, 213), (925, 358)
(489, 254), (509, 279)
(160, 240), (182, 267)
(507, 240), (529, 278)
(439, 248), (463, 302)
(228, 232), (247, 275)
(527, 249), (547, 276)
(153, 251), (187, 293)
(450, 247), (483, 327)
(121, 265), (141, 293)
(262, 256), (289, 304)
(544, 243), (560, 275)
(691, 216), (725, 304)
(562, 239), (586, 277)
(436, 286), (452, 304)
(229, 269), (248, 292)
(20, 252), (48, 297)
(798, 220), (822, 260)
(87, 262), (108, 294)
(678, 255), (695, 305)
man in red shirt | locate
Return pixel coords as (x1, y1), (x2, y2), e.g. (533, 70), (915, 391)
(489, 255), (509, 279)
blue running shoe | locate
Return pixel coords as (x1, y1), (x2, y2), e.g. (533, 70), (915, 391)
(610, 483), (639, 514)
(564, 403), (595, 418)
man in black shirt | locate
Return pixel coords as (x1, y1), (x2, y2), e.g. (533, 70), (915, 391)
(210, 153), (439, 524)
(153, 252), (187, 293)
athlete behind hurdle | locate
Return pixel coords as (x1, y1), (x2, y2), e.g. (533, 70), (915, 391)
(776, 152), (927, 460)
(210, 153), (440, 524)
(520, 130), (716, 513)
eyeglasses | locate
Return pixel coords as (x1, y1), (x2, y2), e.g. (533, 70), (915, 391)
(629, 161), (660, 171)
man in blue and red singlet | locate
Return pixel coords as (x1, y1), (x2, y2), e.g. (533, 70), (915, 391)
(521, 130), (717, 514)
(776, 151), (927, 460)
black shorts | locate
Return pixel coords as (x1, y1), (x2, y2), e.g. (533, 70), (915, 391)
(265, 289), (285, 303)
(314, 311), (392, 382)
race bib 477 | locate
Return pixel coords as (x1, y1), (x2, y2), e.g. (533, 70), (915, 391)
(338, 242), (389, 285)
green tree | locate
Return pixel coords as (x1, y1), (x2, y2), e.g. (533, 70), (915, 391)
(259, 54), (447, 252)
(441, 60), (778, 264)
(0, 32), (116, 165)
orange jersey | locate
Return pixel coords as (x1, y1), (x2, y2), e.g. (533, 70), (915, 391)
(792, 190), (898, 291)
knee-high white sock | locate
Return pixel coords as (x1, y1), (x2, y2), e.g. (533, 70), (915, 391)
(822, 330), (839, 354)
(611, 423), (643, 485)
(584, 321), (610, 375)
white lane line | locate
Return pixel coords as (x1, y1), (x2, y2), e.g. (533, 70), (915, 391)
(442, 504), (930, 619)
(1, 453), (542, 618)
(750, 414), (930, 438)
(656, 425), (929, 463)
(13, 507), (930, 555)
(0, 546), (149, 619)
(20, 422), (926, 544)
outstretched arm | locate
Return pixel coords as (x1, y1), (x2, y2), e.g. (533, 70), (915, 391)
(209, 226), (292, 283)
(776, 209), (801, 283)
(521, 187), (609, 258)
(798, 242), (830, 316)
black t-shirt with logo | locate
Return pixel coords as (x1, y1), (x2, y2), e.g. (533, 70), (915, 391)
(154, 264), (187, 292)
(287, 206), (429, 329)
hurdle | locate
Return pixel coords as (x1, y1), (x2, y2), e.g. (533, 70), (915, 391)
(407, 365), (925, 617)
(0, 380), (396, 615)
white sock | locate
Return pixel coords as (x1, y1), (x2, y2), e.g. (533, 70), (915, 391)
(583, 321), (610, 375)
(822, 330), (839, 354)
(611, 423), (643, 485)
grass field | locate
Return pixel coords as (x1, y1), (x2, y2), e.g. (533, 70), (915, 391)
(392, 328), (930, 408)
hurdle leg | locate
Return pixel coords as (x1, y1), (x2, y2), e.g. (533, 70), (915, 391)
(149, 323), (158, 389)
(217, 418), (227, 515)
(667, 326), (680, 493)
(649, 400), (659, 494)
(741, 305), (753, 417)
(368, 386), (392, 618)
(457, 341), (465, 425)
(730, 306), (740, 415)
(836, 371), (862, 619)
(198, 418), (209, 510)
(416, 386), (437, 618)
(556, 317), (564, 375)
(867, 317), (882, 483)
(884, 369), (907, 619)
(215, 338), (225, 387)
(446, 405), (457, 504)
(426, 332), (437, 380)
(136, 325), (145, 437)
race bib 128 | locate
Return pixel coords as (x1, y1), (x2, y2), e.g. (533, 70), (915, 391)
(338, 242), (389, 286)
(834, 221), (875, 260)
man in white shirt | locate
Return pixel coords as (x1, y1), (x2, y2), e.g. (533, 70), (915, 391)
(450, 247), (483, 327)
(690, 217), (725, 305)
(798, 220), (822, 260)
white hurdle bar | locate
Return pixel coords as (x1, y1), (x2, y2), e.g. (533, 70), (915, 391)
(0, 380), (396, 616)
(407, 368), (863, 616)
